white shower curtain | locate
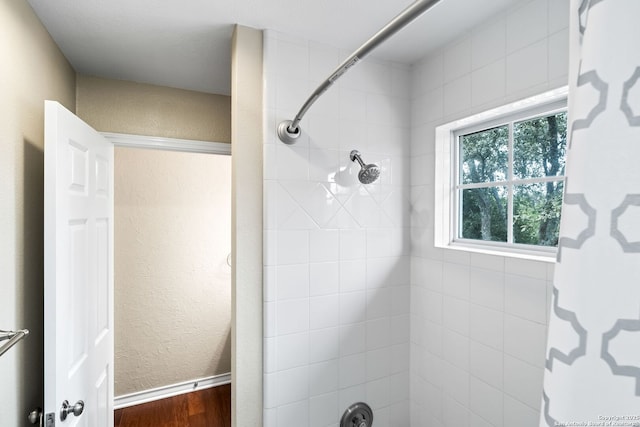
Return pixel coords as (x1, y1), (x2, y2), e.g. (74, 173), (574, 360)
(541, 0), (640, 424)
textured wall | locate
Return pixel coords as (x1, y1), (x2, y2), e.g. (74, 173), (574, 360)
(0, 1), (76, 426)
(113, 147), (232, 395)
(263, 30), (412, 427)
(76, 74), (231, 142)
(231, 25), (264, 427)
(76, 75), (233, 395)
(409, 0), (569, 425)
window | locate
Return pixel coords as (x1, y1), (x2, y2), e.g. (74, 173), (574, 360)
(435, 87), (568, 259)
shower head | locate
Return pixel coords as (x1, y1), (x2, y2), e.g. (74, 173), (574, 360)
(350, 150), (380, 184)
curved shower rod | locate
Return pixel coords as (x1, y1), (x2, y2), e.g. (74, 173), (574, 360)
(277, 0), (442, 144)
(0, 329), (29, 358)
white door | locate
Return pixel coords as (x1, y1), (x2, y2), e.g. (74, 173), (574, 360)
(44, 101), (114, 426)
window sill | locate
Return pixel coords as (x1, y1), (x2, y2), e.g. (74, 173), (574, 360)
(438, 240), (557, 263)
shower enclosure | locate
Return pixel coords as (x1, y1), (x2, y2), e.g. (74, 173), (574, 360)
(262, 0), (575, 425)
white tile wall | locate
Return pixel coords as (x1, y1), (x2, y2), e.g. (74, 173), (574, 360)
(444, 38), (472, 83)
(264, 0), (569, 425)
(469, 376), (504, 427)
(277, 332), (309, 370)
(443, 75), (472, 116)
(506, 0), (548, 53)
(469, 268), (505, 311)
(469, 341), (504, 390)
(442, 329), (469, 370)
(471, 17), (507, 70)
(504, 395), (539, 427)
(506, 39), (548, 94)
(409, 0), (569, 426)
(471, 59), (506, 107)
(504, 274), (547, 324)
(264, 29), (411, 427)
(469, 305), (504, 351)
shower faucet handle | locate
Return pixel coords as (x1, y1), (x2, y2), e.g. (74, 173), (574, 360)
(340, 402), (373, 427)
(353, 415), (367, 427)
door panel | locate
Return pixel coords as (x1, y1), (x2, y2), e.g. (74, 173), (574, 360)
(44, 100), (114, 426)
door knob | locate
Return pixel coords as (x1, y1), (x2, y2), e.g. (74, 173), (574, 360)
(60, 400), (84, 421)
(27, 407), (42, 426)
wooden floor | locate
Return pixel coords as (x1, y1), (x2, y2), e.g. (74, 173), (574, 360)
(115, 384), (231, 427)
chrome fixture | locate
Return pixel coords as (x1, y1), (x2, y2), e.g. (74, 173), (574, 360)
(60, 400), (85, 421)
(27, 408), (42, 426)
(340, 402), (373, 427)
(0, 329), (29, 358)
(277, 0), (442, 144)
(350, 150), (380, 184)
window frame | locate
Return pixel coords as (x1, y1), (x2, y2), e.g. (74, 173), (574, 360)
(434, 87), (568, 261)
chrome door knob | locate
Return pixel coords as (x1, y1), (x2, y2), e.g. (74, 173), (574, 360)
(60, 400), (84, 421)
(27, 407), (42, 425)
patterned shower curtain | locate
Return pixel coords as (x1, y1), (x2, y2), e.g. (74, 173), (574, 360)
(541, 0), (640, 424)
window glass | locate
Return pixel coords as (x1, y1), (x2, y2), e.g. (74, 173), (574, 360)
(513, 182), (564, 246)
(455, 109), (566, 249)
(460, 187), (508, 242)
(460, 125), (508, 184)
(513, 112), (567, 180)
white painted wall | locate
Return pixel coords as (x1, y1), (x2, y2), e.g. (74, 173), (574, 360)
(409, 0), (569, 426)
(263, 30), (412, 427)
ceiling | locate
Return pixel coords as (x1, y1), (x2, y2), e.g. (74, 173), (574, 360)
(27, 0), (523, 96)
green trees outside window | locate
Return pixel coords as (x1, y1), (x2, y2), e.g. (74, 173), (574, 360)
(458, 111), (567, 247)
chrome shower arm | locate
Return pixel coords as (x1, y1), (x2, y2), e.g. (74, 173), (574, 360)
(278, 0), (442, 144)
(350, 150), (366, 168)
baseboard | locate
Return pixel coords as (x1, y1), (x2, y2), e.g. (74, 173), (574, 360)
(114, 373), (231, 410)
